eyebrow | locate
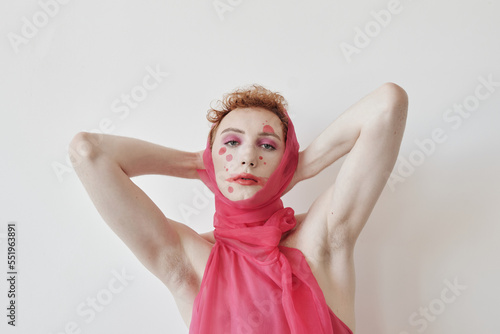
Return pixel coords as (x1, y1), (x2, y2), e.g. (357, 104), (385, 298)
(220, 127), (282, 141)
(221, 127), (244, 135)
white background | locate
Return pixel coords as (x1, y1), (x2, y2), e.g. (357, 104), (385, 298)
(1, 0), (499, 333)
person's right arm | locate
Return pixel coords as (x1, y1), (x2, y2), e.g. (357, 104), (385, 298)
(70, 132), (204, 178)
(69, 132), (209, 289)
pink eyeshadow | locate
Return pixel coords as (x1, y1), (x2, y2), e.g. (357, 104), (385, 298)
(259, 138), (278, 148)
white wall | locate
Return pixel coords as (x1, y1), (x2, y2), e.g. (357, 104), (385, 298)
(1, 0), (499, 333)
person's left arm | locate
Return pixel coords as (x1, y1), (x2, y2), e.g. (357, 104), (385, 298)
(287, 82), (408, 245)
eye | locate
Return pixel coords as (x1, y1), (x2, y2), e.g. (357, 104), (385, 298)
(260, 143), (276, 151)
(225, 140), (239, 147)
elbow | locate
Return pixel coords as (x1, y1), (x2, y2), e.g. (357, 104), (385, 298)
(364, 83), (408, 135)
(375, 82), (409, 127)
(380, 82), (409, 114)
(68, 132), (101, 167)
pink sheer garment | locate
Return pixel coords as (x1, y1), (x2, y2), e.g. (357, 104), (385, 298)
(191, 113), (353, 334)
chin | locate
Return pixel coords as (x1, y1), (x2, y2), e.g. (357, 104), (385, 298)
(223, 185), (261, 201)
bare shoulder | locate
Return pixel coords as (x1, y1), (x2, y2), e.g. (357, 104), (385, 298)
(199, 230), (216, 244)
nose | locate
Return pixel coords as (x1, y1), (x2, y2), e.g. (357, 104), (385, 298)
(240, 147), (257, 168)
(241, 160), (255, 167)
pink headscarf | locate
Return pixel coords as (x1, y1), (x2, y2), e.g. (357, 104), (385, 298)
(192, 111), (353, 333)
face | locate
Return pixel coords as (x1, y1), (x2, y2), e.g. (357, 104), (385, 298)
(211, 107), (286, 201)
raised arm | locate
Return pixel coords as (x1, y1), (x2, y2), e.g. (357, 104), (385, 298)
(290, 83), (406, 187)
(70, 133), (204, 178)
(69, 133), (209, 289)
(292, 82), (408, 246)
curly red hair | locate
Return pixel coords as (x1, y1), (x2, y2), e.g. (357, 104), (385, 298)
(207, 84), (289, 148)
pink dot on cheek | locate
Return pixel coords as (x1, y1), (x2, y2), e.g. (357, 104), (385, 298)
(218, 147), (227, 155)
(226, 154), (233, 162)
(228, 186), (234, 193)
(259, 156), (263, 160)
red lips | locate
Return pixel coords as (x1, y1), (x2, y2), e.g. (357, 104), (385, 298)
(226, 173), (266, 186)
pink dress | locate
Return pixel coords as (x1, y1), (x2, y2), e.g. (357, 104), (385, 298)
(191, 112), (353, 334)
